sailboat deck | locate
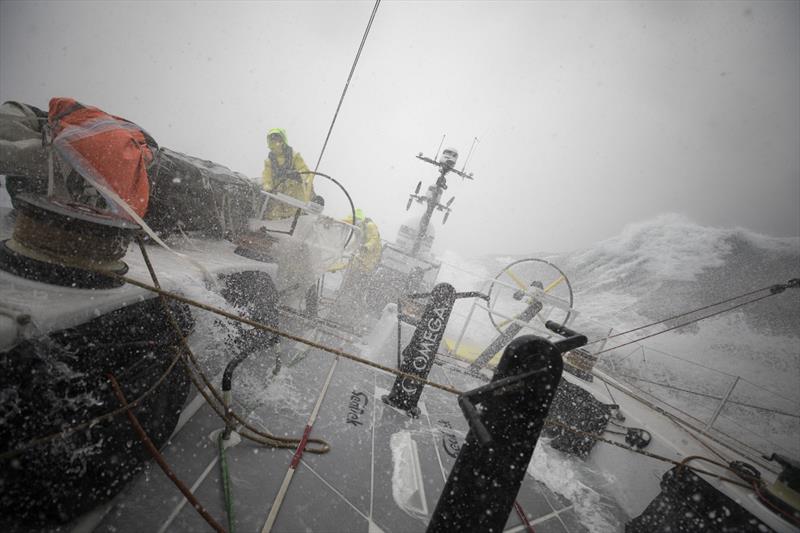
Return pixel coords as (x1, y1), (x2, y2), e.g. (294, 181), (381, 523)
(65, 323), (617, 533)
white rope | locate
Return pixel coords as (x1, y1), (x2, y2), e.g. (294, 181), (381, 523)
(261, 354), (339, 533)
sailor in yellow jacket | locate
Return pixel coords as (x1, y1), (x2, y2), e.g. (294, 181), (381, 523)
(327, 209), (382, 329)
(261, 128), (315, 220)
(331, 209), (382, 274)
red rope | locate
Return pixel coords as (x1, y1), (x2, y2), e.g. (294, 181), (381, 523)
(514, 500), (535, 533)
(108, 373), (227, 533)
(290, 425), (314, 469)
(753, 481), (800, 527)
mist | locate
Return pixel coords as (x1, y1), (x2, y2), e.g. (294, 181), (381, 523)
(1, 0), (798, 256)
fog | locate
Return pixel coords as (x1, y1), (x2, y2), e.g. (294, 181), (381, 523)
(1, 0), (798, 256)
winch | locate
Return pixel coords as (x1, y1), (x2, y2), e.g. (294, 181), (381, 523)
(0, 193), (139, 288)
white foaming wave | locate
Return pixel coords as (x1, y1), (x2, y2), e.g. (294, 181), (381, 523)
(648, 312), (800, 404)
(571, 214), (799, 287)
(732, 224), (800, 253)
(437, 249), (492, 289)
(572, 213), (733, 283)
(528, 442), (620, 532)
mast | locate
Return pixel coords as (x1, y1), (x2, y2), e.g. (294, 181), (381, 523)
(411, 167), (447, 256)
(408, 150), (474, 256)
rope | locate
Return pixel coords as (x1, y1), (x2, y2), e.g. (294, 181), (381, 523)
(3, 248), (786, 498)
(135, 239), (332, 453)
(108, 373), (227, 533)
(753, 478), (800, 527)
(109, 271), (461, 396)
(261, 356), (340, 533)
(219, 432), (236, 533)
(513, 501), (535, 533)
(5, 259), (773, 474)
(3, 307), (761, 500)
(588, 279), (796, 351)
(312, 0), (380, 172)
(634, 344), (799, 406)
(542, 417), (751, 489)
(592, 369), (779, 471)
(595, 291), (778, 356)
(0, 346), (184, 461)
(13, 208), (130, 262)
(614, 373), (800, 418)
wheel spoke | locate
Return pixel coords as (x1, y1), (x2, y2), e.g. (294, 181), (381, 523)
(504, 268), (528, 291)
(544, 275), (565, 293)
(496, 316), (512, 330)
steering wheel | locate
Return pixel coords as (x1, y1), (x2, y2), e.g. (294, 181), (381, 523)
(486, 257), (574, 335)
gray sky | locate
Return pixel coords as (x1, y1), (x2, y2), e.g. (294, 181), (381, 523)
(1, 0), (798, 256)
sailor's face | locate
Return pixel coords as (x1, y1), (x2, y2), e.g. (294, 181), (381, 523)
(268, 135), (284, 152)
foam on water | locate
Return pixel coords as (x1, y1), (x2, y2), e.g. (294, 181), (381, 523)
(572, 213), (736, 283)
(437, 213), (799, 462)
(390, 430), (429, 522)
(528, 442), (620, 532)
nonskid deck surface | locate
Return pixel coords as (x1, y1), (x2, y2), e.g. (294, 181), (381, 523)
(64, 323), (605, 533)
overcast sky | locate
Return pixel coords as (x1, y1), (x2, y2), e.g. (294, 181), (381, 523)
(1, 0), (798, 256)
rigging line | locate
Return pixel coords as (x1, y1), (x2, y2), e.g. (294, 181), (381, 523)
(460, 136), (479, 173)
(8, 271), (779, 476)
(109, 271), (462, 396)
(312, 0), (381, 172)
(218, 433), (236, 533)
(135, 240), (330, 453)
(108, 373), (227, 533)
(594, 292), (776, 356)
(0, 346), (184, 462)
(171, 309), (329, 451)
(180, 348), (324, 451)
(620, 344), (739, 377)
(434, 133), (446, 160)
(734, 374), (800, 407)
(596, 372), (732, 464)
(708, 409), (800, 459)
(158, 454), (220, 533)
(585, 282), (781, 347)
(604, 344), (799, 407)
(542, 418), (750, 489)
(5, 267), (785, 472)
(632, 342), (799, 406)
(594, 368), (736, 463)
(613, 373), (800, 419)
(602, 379), (617, 409)
(600, 370), (777, 469)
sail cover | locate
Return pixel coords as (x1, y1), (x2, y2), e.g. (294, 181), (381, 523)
(48, 97), (153, 218)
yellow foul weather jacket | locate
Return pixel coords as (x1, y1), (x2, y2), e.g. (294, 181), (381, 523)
(329, 214), (382, 273)
(349, 215), (382, 272)
(261, 140), (314, 220)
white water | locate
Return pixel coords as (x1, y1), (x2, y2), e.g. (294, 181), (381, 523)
(390, 430), (429, 522)
(528, 442), (621, 532)
(436, 213), (800, 457)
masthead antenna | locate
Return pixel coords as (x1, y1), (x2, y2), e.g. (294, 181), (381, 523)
(460, 136), (479, 173)
(433, 134), (446, 161)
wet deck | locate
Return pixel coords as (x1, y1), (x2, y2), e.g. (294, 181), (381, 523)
(69, 321), (599, 533)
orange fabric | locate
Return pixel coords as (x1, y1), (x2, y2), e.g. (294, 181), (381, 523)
(48, 97), (152, 217)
